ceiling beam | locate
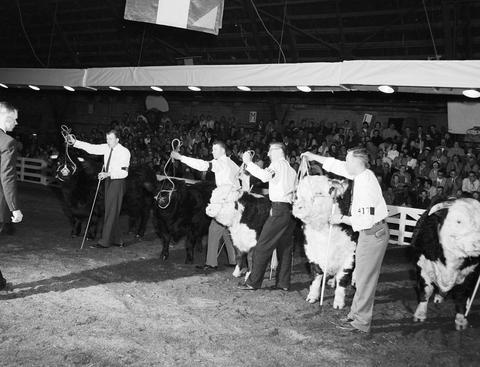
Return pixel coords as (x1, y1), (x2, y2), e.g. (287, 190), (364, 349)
(234, 0), (340, 55)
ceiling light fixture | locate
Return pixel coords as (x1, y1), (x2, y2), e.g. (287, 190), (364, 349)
(85, 86), (98, 91)
(188, 86), (201, 91)
(237, 86), (251, 91)
(377, 85), (395, 94)
(28, 85), (40, 91)
(0, 83), (8, 89)
(64, 86), (75, 92)
(463, 89), (480, 98)
(150, 86), (163, 92)
(109, 86), (121, 91)
(296, 85), (312, 92)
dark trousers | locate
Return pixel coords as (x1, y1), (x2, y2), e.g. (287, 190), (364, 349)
(99, 178), (125, 246)
(246, 202), (295, 289)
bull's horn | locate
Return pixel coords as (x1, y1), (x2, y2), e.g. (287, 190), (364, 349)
(428, 201), (453, 216)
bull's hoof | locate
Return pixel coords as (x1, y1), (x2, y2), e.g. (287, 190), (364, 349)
(433, 294), (444, 304)
(413, 316), (426, 323)
(333, 301), (345, 309)
(135, 234), (143, 240)
(455, 314), (468, 330)
(306, 294), (319, 304)
(161, 254), (169, 261)
(232, 266), (247, 278)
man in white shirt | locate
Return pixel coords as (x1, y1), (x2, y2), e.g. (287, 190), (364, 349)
(302, 147), (389, 334)
(171, 141), (238, 271)
(68, 129), (131, 248)
(462, 171), (480, 194)
(238, 142), (297, 291)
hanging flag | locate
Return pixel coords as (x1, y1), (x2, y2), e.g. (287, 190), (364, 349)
(124, 0), (224, 35)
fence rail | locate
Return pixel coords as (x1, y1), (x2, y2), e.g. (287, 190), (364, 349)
(16, 157), (55, 186)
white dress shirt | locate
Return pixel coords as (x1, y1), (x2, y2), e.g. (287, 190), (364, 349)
(74, 140), (131, 179)
(246, 158), (297, 203)
(323, 157), (388, 232)
(181, 155), (240, 188)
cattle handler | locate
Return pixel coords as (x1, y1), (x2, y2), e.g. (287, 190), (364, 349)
(171, 140), (238, 272)
(67, 129), (130, 248)
(238, 142), (297, 292)
(302, 147), (389, 334)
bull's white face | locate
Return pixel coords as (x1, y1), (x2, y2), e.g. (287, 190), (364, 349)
(440, 198), (480, 257)
(205, 185), (242, 227)
(293, 176), (347, 226)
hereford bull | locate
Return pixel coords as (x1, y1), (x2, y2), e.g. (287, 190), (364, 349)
(153, 179), (214, 263)
(205, 185), (272, 279)
(411, 198), (480, 330)
(292, 175), (358, 309)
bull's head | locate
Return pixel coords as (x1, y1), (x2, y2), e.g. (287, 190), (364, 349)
(293, 175), (348, 227)
(205, 185), (243, 227)
(438, 198), (480, 257)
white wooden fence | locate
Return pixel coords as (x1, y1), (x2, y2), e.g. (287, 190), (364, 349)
(16, 157), (55, 186)
(386, 205), (425, 246)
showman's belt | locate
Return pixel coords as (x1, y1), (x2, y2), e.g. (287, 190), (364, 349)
(362, 219), (386, 235)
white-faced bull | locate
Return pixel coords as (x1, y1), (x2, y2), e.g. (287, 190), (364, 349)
(293, 175), (358, 309)
(205, 185), (272, 279)
(411, 198), (480, 330)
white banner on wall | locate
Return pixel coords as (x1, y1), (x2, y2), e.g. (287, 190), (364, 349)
(447, 102), (480, 134)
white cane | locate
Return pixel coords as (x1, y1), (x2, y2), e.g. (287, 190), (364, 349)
(465, 273), (480, 317)
(320, 201), (336, 306)
(80, 173), (103, 250)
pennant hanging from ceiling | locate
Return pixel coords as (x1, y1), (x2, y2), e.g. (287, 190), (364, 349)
(124, 0), (224, 35)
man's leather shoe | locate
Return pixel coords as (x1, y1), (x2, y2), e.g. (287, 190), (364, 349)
(340, 317), (355, 323)
(89, 243), (110, 249)
(237, 283), (256, 290)
(269, 286), (289, 291)
(336, 322), (368, 334)
(195, 265), (218, 272)
(0, 282), (13, 293)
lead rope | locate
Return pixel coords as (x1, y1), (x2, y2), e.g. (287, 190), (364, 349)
(57, 125), (77, 181)
(155, 138), (183, 209)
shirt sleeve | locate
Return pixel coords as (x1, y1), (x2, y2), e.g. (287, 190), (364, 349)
(322, 158), (354, 180)
(245, 162), (275, 183)
(180, 156), (210, 172)
(0, 139), (19, 211)
(74, 140), (108, 155)
(110, 148), (131, 179)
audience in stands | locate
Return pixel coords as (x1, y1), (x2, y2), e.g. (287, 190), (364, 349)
(17, 111), (480, 207)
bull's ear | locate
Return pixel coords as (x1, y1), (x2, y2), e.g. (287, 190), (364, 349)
(428, 201), (453, 216)
(328, 186), (338, 198)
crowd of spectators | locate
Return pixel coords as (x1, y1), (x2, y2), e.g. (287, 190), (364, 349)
(18, 110), (480, 209)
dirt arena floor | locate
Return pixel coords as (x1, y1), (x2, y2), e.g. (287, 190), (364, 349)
(0, 183), (479, 367)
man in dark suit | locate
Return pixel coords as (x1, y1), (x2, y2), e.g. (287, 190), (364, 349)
(0, 101), (24, 291)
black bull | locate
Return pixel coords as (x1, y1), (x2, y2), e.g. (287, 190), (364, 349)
(153, 179), (214, 263)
